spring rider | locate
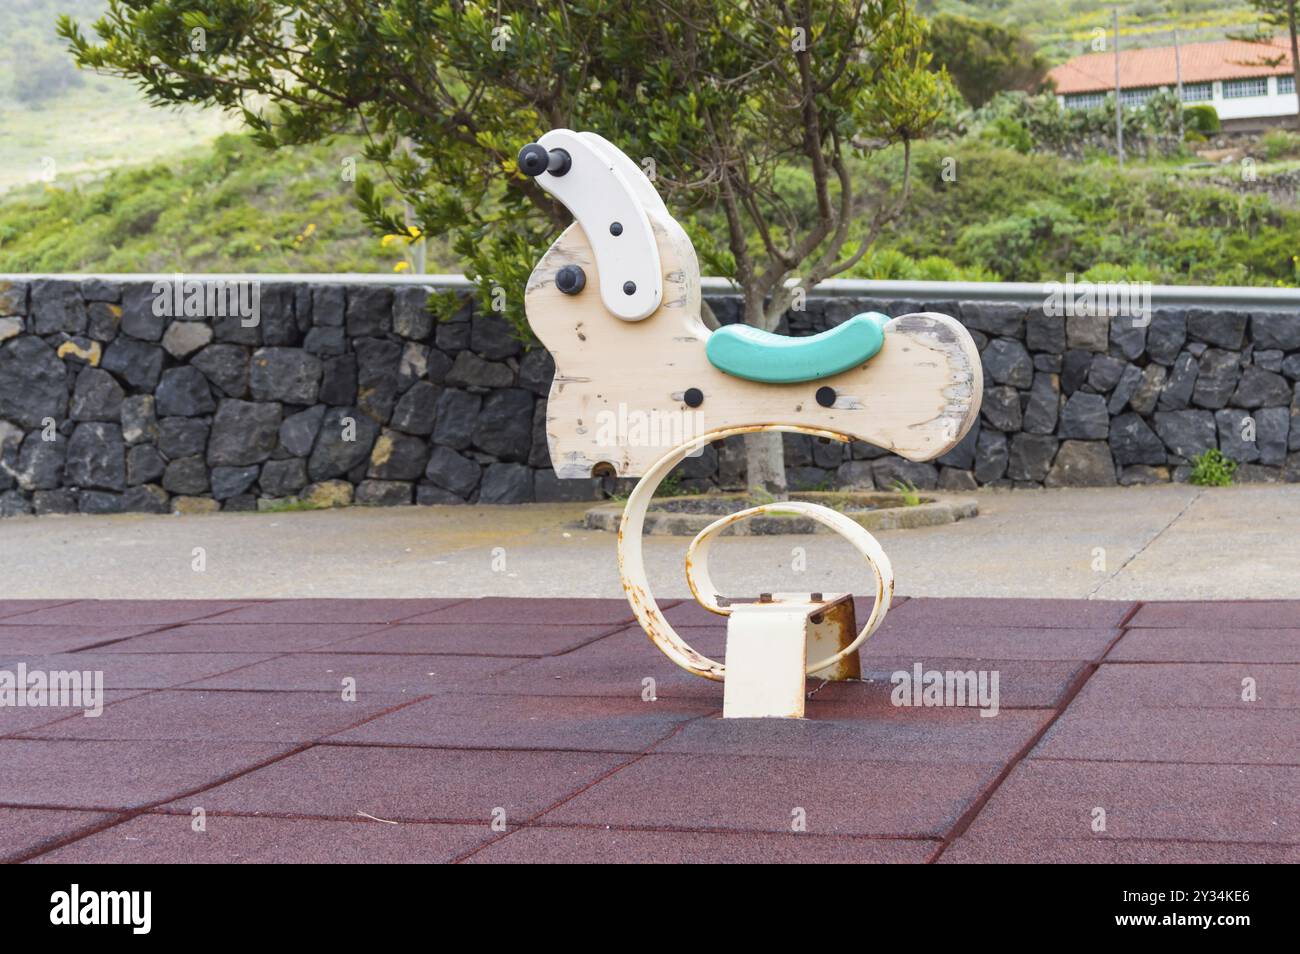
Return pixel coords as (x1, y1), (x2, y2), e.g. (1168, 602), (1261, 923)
(519, 130), (983, 718)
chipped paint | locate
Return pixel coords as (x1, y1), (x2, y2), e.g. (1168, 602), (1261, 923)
(615, 425), (893, 698)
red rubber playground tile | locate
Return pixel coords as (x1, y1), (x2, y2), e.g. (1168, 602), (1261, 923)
(330, 693), (715, 752)
(1128, 600), (1300, 629)
(1106, 627), (1300, 664)
(0, 596), (1296, 862)
(0, 600), (78, 621)
(31, 814), (493, 864)
(653, 707), (1051, 764)
(543, 753), (1001, 838)
(0, 600), (253, 626)
(321, 621), (623, 657)
(860, 621), (1119, 662)
(207, 598), (464, 624)
(184, 652), (526, 694)
(167, 745), (628, 823)
(888, 597), (1136, 630)
(812, 657), (1090, 711)
(469, 626), (726, 701)
(951, 759), (1300, 845)
(465, 827), (938, 864)
(1069, 663), (1300, 710)
(6, 652), (276, 690)
(0, 624), (173, 654)
(1031, 706), (1300, 765)
(0, 690), (149, 737)
(19, 689), (407, 744)
(0, 808), (122, 863)
(0, 738), (301, 810)
(96, 623), (382, 654)
(405, 597), (648, 626)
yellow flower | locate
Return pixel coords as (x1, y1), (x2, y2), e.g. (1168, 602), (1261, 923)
(393, 261), (411, 273)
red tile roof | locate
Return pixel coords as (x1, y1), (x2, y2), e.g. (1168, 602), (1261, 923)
(1049, 35), (1295, 94)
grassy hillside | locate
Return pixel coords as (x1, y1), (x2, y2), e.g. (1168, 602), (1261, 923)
(3, 128), (1295, 286)
(0, 0), (235, 194)
(863, 140), (1300, 286)
(919, 0), (1262, 62)
(0, 134), (430, 274)
(0, 0), (1293, 286)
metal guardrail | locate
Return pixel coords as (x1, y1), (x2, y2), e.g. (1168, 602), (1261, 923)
(3, 273), (1299, 310)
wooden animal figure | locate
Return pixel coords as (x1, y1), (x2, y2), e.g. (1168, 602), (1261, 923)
(519, 129), (982, 478)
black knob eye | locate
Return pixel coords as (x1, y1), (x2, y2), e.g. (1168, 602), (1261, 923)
(623, 281), (637, 295)
(517, 143), (549, 177)
(517, 143), (571, 177)
(609, 222), (623, 236)
(816, 386), (837, 407)
(555, 265), (586, 295)
(683, 387), (704, 408)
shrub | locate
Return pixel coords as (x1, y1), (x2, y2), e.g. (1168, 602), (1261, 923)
(1189, 449), (1237, 487)
(1260, 128), (1300, 161)
(1080, 262), (1160, 283)
(1183, 104), (1220, 136)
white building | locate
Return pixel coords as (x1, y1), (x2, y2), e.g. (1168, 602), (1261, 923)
(1048, 36), (1298, 131)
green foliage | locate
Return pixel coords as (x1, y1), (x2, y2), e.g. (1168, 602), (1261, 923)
(1079, 262), (1161, 283)
(890, 479), (923, 506)
(60, 0), (950, 338)
(1189, 449), (1238, 487)
(917, 0), (1262, 64)
(969, 90), (1188, 160)
(1183, 104), (1221, 137)
(7, 129), (1297, 289)
(841, 247), (993, 281)
(0, 134), (417, 273)
(867, 138), (1300, 286)
(982, 116), (1034, 153)
(955, 199), (1084, 281)
(253, 498), (325, 513)
(927, 13), (1047, 108)
(1260, 128), (1300, 160)
(654, 471), (691, 498)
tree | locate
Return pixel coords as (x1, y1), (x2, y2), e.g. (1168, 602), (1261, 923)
(1234, 0), (1300, 131)
(61, 0), (949, 495)
(926, 12), (1047, 109)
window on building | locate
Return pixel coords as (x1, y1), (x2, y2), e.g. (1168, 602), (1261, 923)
(1179, 82), (1212, 102)
(1063, 92), (1107, 110)
(1280, 75), (1296, 94)
(1222, 78), (1269, 98)
(1119, 87), (1156, 107)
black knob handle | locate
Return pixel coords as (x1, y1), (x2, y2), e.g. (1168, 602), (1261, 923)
(555, 265), (586, 295)
(517, 143), (571, 177)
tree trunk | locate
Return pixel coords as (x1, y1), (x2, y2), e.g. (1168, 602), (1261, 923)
(745, 430), (787, 497)
(740, 288), (789, 498)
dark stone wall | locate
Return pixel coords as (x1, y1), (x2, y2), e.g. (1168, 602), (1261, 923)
(0, 276), (1297, 517)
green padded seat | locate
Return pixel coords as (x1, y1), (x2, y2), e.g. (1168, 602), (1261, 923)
(705, 312), (890, 384)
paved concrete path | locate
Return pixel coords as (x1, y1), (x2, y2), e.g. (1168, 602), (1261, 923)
(2, 485), (1298, 601)
(0, 596), (1294, 863)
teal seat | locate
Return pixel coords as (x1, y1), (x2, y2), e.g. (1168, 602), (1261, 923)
(705, 312), (889, 384)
